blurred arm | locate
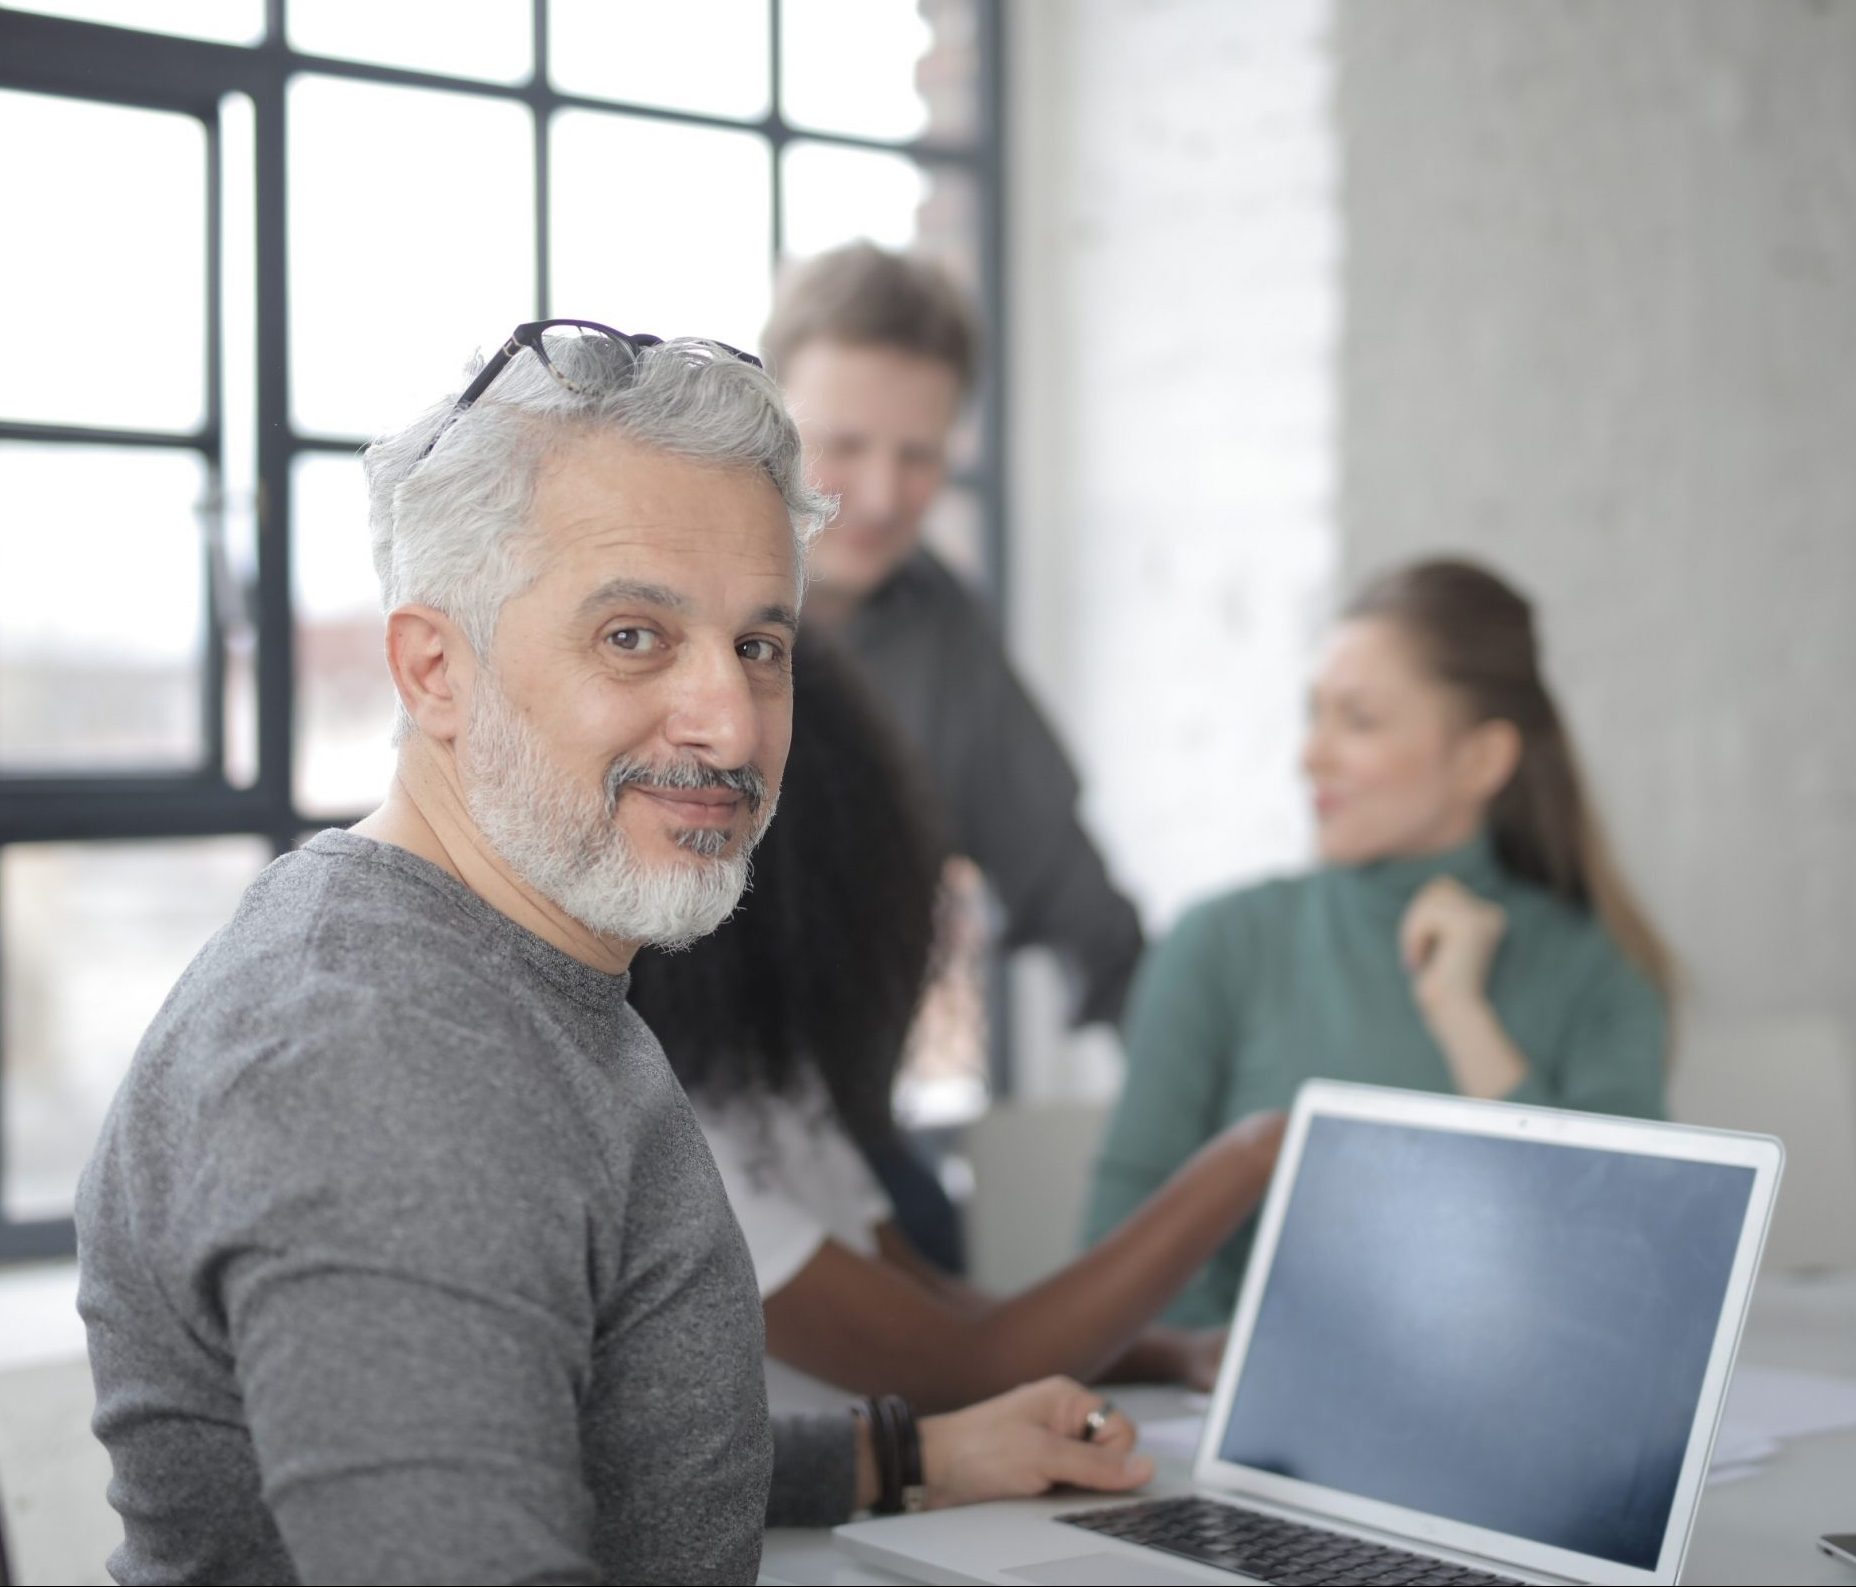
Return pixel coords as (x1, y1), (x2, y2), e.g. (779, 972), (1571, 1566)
(1083, 901), (1245, 1326)
(763, 1111), (1280, 1412)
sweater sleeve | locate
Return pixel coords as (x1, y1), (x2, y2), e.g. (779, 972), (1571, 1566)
(766, 1411), (859, 1528)
(1502, 934), (1668, 1120)
(185, 1049), (610, 1586)
(1083, 897), (1241, 1326)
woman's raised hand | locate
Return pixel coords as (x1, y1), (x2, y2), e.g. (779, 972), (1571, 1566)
(1399, 876), (1530, 1099)
(1400, 875), (1507, 1016)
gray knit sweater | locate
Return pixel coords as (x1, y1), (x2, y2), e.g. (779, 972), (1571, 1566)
(76, 830), (854, 1585)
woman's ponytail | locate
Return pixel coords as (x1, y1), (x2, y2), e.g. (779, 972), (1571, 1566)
(1348, 559), (1675, 1001)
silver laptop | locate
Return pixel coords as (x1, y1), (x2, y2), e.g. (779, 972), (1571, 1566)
(838, 1080), (1782, 1586)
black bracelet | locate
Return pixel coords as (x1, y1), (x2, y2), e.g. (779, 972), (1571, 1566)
(860, 1394), (922, 1514)
(889, 1395), (925, 1510)
(860, 1395), (900, 1514)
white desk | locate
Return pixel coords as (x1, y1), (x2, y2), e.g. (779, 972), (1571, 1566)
(760, 1272), (1856, 1586)
(1681, 1271), (1856, 1585)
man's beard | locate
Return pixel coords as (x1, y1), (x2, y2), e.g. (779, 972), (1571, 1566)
(458, 675), (775, 951)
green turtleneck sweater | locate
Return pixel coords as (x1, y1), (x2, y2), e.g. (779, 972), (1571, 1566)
(1082, 832), (1668, 1327)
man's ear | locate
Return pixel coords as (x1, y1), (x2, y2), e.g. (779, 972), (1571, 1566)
(385, 604), (475, 745)
(1462, 716), (1524, 804)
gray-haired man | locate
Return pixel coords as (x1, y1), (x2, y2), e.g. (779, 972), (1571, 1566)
(75, 325), (1148, 1586)
(77, 327), (816, 1583)
(765, 245), (1143, 1030)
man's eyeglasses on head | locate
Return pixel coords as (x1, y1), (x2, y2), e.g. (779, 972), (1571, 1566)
(416, 318), (763, 462)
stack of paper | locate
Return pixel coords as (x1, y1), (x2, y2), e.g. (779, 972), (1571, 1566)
(1707, 1363), (1856, 1484)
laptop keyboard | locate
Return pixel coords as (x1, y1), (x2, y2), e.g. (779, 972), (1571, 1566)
(1060, 1495), (1524, 1585)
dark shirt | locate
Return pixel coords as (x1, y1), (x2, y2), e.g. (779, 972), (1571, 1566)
(840, 548), (1144, 1027)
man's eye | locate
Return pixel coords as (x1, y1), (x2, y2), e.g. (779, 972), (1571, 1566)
(738, 637), (785, 664)
(608, 628), (662, 653)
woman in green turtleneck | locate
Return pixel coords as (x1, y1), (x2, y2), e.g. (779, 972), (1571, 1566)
(1084, 559), (1674, 1330)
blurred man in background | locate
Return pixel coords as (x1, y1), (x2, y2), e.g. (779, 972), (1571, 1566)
(765, 243), (1143, 1032)
(764, 245), (1146, 1270)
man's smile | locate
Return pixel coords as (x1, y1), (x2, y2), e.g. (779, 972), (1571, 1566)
(626, 785), (744, 827)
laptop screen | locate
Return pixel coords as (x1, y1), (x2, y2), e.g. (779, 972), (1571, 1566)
(1216, 1115), (1755, 1570)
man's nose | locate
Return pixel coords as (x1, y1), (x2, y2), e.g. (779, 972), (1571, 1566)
(848, 453), (906, 524)
(662, 643), (762, 768)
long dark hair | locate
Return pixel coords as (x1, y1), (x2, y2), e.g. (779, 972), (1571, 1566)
(627, 634), (946, 1145)
(1347, 558), (1675, 1000)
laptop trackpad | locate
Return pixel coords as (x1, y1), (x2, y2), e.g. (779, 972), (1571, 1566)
(1004, 1552), (1213, 1585)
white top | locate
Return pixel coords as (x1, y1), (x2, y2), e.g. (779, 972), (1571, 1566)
(694, 1071), (894, 1299)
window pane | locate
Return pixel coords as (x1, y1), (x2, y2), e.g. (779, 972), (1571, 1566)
(781, 0), (932, 143)
(294, 454), (394, 817)
(217, 93), (261, 789)
(781, 140), (928, 259)
(912, 160), (980, 282)
(219, 93), (258, 538)
(893, 857), (989, 1127)
(0, 92), (206, 433)
(289, 0), (531, 85)
(550, 0), (769, 121)
(914, 0), (981, 143)
(0, 444), (208, 774)
(3, 836), (271, 1222)
(552, 112), (771, 356)
(289, 76), (535, 439)
(2, 0), (262, 44)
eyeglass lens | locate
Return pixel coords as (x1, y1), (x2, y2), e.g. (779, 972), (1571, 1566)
(529, 322), (644, 394)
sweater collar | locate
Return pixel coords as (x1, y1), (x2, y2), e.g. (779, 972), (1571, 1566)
(305, 829), (635, 1016)
(1346, 828), (1505, 916)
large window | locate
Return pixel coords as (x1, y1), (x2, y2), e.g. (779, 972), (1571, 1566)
(0, 0), (1002, 1260)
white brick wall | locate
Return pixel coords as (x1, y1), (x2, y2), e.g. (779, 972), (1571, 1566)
(994, 0), (1855, 1238)
(1006, 0), (1341, 1095)
(1339, 0), (1856, 1065)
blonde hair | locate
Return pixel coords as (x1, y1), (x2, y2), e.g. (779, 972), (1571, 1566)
(762, 241), (980, 393)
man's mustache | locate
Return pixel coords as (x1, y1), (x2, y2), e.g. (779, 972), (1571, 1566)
(603, 756), (768, 816)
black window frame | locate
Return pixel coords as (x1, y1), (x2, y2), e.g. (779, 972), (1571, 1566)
(0, 0), (1008, 1263)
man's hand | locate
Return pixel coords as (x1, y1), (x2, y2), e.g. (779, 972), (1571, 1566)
(918, 1377), (1155, 1510)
